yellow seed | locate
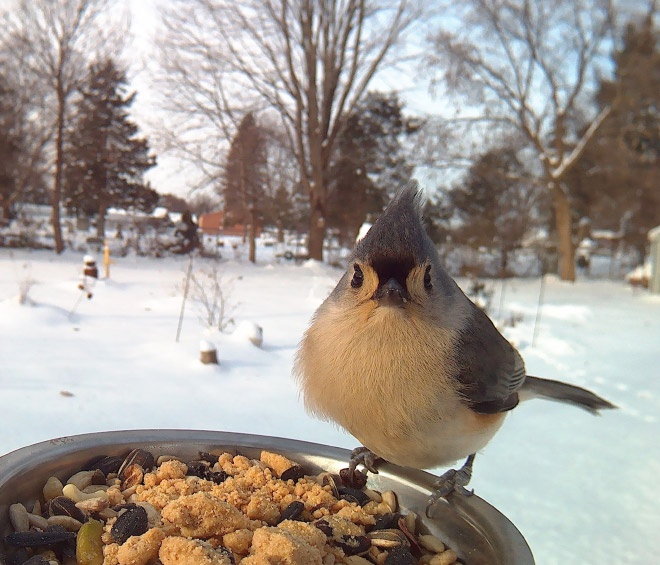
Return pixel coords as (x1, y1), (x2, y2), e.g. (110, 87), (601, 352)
(76, 519), (104, 565)
(38, 550), (58, 562)
(43, 476), (64, 501)
(430, 549), (458, 565)
(419, 534), (445, 554)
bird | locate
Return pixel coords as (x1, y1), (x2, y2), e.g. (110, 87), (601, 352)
(293, 180), (615, 501)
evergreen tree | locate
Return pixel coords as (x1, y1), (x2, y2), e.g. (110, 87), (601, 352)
(0, 83), (19, 220)
(64, 58), (157, 237)
(450, 146), (539, 275)
(159, 193), (190, 213)
(267, 184), (294, 241)
(568, 13), (660, 260)
(222, 112), (268, 262)
(0, 79), (26, 220)
(327, 92), (418, 246)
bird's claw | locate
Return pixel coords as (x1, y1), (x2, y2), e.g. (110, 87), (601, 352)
(349, 446), (382, 475)
(427, 454), (476, 510)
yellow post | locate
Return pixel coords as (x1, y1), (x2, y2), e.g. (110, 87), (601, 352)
(104, 240), (110, 278)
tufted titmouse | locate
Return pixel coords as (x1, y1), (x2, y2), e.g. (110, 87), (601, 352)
(294, 181), (615, 498)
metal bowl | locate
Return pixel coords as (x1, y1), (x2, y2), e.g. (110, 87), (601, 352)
(0, 430), (534, 564)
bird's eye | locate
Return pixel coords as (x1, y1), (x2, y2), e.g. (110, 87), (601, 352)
(424, 265), (433, 290)
(351, 264), (364, 289)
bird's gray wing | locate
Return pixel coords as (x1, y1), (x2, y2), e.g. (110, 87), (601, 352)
(453, 306), (526, 414)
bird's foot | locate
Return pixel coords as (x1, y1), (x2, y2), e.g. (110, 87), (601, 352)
(427, 454), (476, 508)
(349, 446), (382, 474)
(340, 447), (383, 488)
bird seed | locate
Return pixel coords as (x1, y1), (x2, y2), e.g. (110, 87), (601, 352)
(1, 449), (462, 565)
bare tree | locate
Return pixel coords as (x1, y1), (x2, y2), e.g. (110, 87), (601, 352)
(4, 0), (117, 253)
(450, 143), (543, 275)
(428, 0), (617, 281)
(0, 18), (55, 218)
(157, 0), (425, 261)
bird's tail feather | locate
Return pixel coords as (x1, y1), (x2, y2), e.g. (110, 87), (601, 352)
(520, 376), (616, 415)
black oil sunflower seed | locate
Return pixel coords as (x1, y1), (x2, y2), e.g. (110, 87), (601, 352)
(278, 500), (305, 523)
(371, 512), (403, 531)
(118, 449), (154, 479)
(111, 505), (148, 544)
(198, 451), (219, 464)
(85, 455), (123, 475)
(216, 545), (235, 564)
(313, 518), (333, 537)
(338, 486), (371, 506)
(335, 534), (371, 556)
(339, 467), (367, 489)
(48, 496), (87, 523)
(186, 460), (210, 478)
(384, 546), (416, 565)
(280, 465), (305, 482)
(207, 470), (228, 484)
(4, 529), (77, 547)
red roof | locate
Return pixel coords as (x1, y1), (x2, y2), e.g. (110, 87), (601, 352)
(199, 211), (261, 237)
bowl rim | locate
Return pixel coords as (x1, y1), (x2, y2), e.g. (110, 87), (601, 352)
(0, 429), (534, 564)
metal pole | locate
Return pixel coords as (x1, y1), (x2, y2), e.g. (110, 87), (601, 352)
(532, 273), (546, 347)
(497, 277), (507, 322)
(176, 254), (194, 342)
(68, 290), (85, 320)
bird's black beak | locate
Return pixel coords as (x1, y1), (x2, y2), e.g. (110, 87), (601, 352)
(373, 278), (409, 306)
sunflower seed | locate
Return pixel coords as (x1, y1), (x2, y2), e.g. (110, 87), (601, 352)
(367, 529), (410, 549)
(335, 534), (371, 556)
(317, 472), (340, 499)
(278, 500), (305, 523)
(47, 496), (86, 523)
(85, 455), (123, 475)
(118, 449), (154, 479)
(120, 463), (144, 490)
(111, 505), (148, 544)
(384, 546), (416, 565)
(280, 465), (305, 482)
(338, 487), (371, 506)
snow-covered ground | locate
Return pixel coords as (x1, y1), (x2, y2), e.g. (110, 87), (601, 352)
(1, 246), (659, 564)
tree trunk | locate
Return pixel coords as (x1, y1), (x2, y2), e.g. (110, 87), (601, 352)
(307, 163), (326, 261)
(1, 198), (12, 220)
(52, 81), (65, 254)
(500, 246), (508, 278)
(553, 186), (576, 282)
(308, 204), (325, 261)
(97, 202), (107, 239)
(248, 206), (256, 263)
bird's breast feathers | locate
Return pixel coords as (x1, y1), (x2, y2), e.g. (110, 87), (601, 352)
(294, 300), (504, 467)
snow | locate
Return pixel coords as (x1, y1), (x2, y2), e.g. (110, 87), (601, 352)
(1, 248), (659, 564)
(625, 262), (651, 282)
(150, 206), (169, 219)
(235, 320), (264, 347)
(648, 224), (660, 242)
(356, 222), (373, 243)
(199, 340), (216, 353)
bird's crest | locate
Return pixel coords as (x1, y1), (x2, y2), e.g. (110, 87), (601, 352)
(352, 181), (429, 264)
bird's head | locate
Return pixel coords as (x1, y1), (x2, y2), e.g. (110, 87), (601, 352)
(330, 181), (462, 327)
